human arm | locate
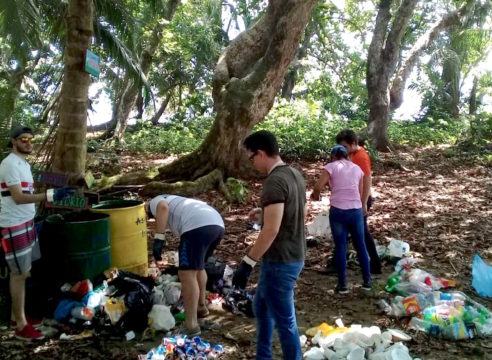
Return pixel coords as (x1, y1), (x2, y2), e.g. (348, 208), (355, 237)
(361, 175), (371, 216)
(311, 170), (330, 201)
(233, 203), (284, 288)
(9, 184), (74, 204)
(248, 203), (283, 260)
(153, 200), (170, 261)
(8, 184), (47, 204)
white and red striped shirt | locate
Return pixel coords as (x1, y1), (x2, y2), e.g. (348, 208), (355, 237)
(0, 153), (36, 227)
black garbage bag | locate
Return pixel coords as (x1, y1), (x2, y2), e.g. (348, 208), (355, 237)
(204, 257), (226, 292)
(223, 288), (255, 318)
(111, 270), (154, 332)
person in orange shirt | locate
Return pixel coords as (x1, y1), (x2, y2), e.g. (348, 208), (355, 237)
(335, 129), (381, 274)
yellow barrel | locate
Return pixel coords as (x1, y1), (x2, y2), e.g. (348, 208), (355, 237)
(91, 200), (148, 276)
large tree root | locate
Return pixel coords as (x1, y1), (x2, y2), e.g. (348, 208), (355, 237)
(95, 167), (160, 192)
(94, 163), (247, 203)
(140, 169), (235, 200)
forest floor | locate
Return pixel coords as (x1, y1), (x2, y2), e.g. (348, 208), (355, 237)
(0, 145), (491, 359)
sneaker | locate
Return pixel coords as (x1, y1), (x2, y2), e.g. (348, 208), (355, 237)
(15, 324), (44, 341)
(335, 285), (349, 294)
(361, 282), (372, 292)
(197, 306), (209, 319)
(11, 317), (42, 329)
(370, 266), (382, 275)
(174, 324), (201, 337)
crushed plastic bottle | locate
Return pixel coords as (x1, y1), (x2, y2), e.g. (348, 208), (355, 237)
(70, 306), (93, 321)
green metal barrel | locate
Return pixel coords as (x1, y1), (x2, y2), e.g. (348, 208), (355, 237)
(40, 212), (111, 282)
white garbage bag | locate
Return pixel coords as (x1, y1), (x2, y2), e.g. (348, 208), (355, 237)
(307, 211), (331, 238)
(148, 304), (175, 331)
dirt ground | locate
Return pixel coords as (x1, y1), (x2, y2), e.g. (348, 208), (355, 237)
(0, 146), (491, 359)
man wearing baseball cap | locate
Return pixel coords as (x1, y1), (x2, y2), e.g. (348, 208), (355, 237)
(0, 125), (73, 340)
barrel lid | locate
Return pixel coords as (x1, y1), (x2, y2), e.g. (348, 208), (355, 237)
(45, 211), (109, 224)
(92, 199), (143, 210)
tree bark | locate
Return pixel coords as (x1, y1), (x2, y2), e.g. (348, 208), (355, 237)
(441, 52), (461, 117)
(281, 25), (313, 99)
(366, 0), (418, 151)
(159, 0), (319, 181)
(110, 0), (180, 143)
(469, 76), (478, 115)
(52, 0), (93, 180)
(389, 2), (472, 110)
(150, 93), (172, 125)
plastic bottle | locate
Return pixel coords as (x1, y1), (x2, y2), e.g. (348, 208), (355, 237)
(409, 317), (431, 332)
(385, 274), (401, 293)
(71, 306), (94, 321)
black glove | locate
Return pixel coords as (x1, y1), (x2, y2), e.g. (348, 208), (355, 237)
(232, 255), (256, 289)
(153, 238), (165, 261)
(47, 187), (76, 202)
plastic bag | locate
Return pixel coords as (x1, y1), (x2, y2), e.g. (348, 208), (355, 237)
(105, 297), (126, 324)
(387, 239), (410, 258)
(306, 211), (331, 238)
(472, 254), (492, 298)
(163, 283), (181, 305)
(148, 304), (175, 331)
(152, 287), (165, 305)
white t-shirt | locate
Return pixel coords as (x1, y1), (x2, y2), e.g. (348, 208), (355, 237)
(149, 195), (224, 237)
(0, 153), (36, 227)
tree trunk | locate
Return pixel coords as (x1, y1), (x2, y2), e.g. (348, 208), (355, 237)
(441, 53), (461, 117)
(469, 76), (478, 115)
(158, 0), (319, 181)
(366, 0), (418, 151)
(281, 25), (313, 99)
(150, 93), (172, 125)
(110, 0), (180, 143)
(52, 0), (93, 180)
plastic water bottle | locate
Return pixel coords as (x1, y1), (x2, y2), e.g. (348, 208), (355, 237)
(71, 306), (94, 321)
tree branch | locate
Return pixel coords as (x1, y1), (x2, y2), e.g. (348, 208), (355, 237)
(390, 0), (476, 110)
(383, 0), (419, 71)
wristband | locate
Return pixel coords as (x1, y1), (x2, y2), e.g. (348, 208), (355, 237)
(243, 255), (257, 268)
(46, 189), (54, 202)
(154, 233), (166, 240)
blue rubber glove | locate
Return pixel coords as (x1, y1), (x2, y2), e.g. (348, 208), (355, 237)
(232, 255), (257, 289)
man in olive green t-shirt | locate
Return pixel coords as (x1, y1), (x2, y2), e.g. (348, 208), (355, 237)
(232, 130), (306, 360)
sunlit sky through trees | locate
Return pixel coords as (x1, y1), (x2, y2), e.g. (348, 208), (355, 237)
(87, 0), (492, 126)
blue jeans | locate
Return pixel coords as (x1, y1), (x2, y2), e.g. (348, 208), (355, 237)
(329, 207), (370, 287)
(254, 260), (304, 360)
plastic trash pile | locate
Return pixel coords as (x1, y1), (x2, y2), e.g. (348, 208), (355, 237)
(384, 258), (455, 296)
(380, 258), (492, 340)
(303, 320), (419, 360)
(139, 335), (224, 360)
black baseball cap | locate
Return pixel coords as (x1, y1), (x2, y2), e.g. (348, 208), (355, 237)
(7, 126), (34, 148)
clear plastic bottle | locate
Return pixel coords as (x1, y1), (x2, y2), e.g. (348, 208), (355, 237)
(71, 306), (94, 321)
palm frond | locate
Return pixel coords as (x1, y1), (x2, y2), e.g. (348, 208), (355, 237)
(0, 0), (42, 59)
(94, 21), (152, 96)
(93, 0), (140, 51)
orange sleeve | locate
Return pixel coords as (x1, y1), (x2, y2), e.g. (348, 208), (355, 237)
(351, 148), (371, 176)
